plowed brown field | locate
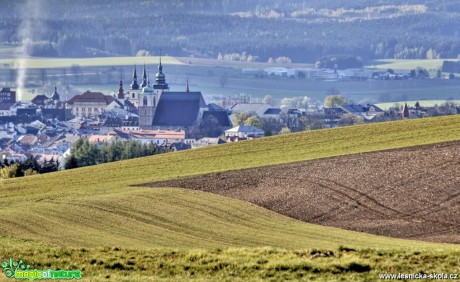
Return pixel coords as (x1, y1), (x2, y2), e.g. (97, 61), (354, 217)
(143, 141), (460, 243)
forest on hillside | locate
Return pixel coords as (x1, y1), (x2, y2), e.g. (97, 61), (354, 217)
(1, 0), (460, 63)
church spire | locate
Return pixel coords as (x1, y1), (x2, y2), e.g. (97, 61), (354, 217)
(154, 49), (169, 91)
(141, 64), (147, 88)
(402, 102), (409, 118)
(51, 85), (60, 101)
(186, 77), (189, 93)
(158, 49), (163, 74)
(118, 79), (124, 99)
(130, 65), (139, 90)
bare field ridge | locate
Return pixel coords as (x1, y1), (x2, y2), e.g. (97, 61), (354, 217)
(145, 141), (460, 243)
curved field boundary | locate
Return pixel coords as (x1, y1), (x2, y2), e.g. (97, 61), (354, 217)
(144, 141), (460, 243)
(1, 116), (460, 251)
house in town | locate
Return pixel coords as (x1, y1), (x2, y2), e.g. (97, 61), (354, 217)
(225, 125), (264, 142)
(66, 91), (117, 119)
(108, 128), (190, 145)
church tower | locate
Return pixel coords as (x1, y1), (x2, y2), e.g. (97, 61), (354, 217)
(138, 53), (171, 129)
(138, 76), (157, 130)
(130, 65), (139, 90)
(153, 52), (169, 96)
(141, 64), (147, 88)
(127, 65), (142, 107)
(402, 102), (409, 118)
(117, 80), (124, 99)
(51, 86), (60, 101)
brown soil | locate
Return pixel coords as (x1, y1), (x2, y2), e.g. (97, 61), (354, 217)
(140, 141), (460, 243)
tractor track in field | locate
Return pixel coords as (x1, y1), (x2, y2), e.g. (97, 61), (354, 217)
(140, 141), (460, 243)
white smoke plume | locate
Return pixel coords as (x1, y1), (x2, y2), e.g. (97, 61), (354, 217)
(16, 0), (43, 101)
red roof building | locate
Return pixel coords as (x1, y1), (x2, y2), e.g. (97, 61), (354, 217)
(67, 91), (116, 119)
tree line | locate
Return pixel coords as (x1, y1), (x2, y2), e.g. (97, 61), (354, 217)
(0, 156), (59, 179)
(64, 138), (172, 170)
(442, 61), (460, 73)
(0, 138), (173, 179)
(1, 1), (460, 63)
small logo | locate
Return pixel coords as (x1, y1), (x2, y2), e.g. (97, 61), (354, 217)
(1, 258), (30, 278)
(1, 258), (82, 280)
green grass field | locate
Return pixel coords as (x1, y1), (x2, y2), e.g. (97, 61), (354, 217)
(1, 115), (460, 280)
(367, 59), (458, 71)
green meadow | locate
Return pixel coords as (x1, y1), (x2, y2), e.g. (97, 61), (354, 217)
(367, 59), (458, 71)
(1, 115), (460, 280)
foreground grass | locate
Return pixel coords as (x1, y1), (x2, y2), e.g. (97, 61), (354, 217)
(1, 116), (460, 280)
(0, 241), (458, 282)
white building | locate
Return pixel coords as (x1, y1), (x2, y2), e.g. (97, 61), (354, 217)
(108, 129), (191, 145)
(264, 67), (288, 77)
(225, 125), (264, 141)
(66, 91), (117, 119)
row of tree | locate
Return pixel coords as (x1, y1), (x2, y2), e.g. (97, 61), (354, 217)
(4, 1), (460, 19)
(0, 156), (59, 179)
(64, 138), (172, 169)
(233, 112), (287, 136)
(232, 110), (367, 135)
(442, 61), (460, 73)
(1, 138), (175, 179)
(317, 56), (363, 70)
(2, 2), (460, 62)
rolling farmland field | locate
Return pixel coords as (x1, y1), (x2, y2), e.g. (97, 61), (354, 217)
(1, 115), (460, 280)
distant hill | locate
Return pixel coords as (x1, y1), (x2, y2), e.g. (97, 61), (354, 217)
(1, 0), (460, 62)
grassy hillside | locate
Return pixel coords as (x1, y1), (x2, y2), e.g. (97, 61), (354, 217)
(1, 115), (460, 280)
(2, 115), (460, 247)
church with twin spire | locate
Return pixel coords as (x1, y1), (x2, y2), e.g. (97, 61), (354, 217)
(116, 57), (230, 131)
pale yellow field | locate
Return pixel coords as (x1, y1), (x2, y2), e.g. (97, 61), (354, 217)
(0, 56), (182, 69)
